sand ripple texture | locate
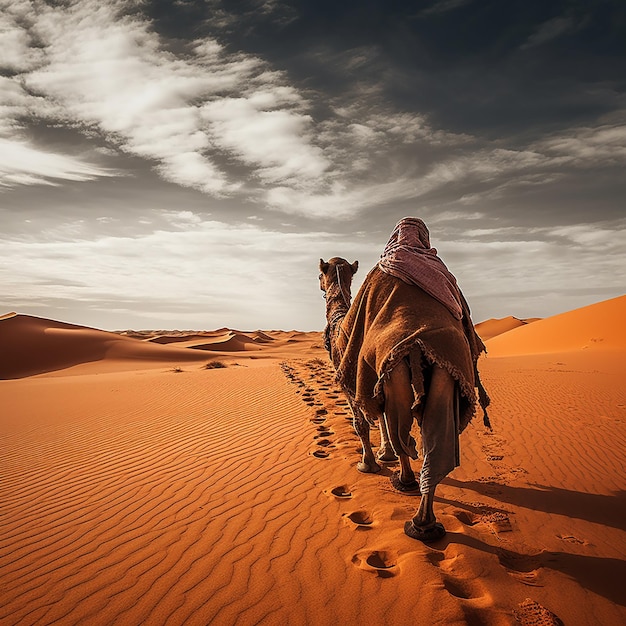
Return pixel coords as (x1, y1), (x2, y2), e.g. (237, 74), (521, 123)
(1, 365), (339, 625)
(2, 349), (626, 625)
(1, 362), (468, 626)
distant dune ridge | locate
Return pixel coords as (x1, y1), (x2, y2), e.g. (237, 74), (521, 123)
(0, 315), (319, 379)
(483, 294), (626, 356)
(475, 316), (541, 342)
(1, 295), (625, 624)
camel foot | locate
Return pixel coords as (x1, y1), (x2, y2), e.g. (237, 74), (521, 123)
(357, 461), (381, 474)
(390, 471), (420, 493)
(377, 448), (398, 463)
(404, 521), (446, 542)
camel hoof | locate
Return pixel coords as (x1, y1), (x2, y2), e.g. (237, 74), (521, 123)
(404, 521), (446, 543)
(357, 461), (381, 474)
(390, 471), (420, 493)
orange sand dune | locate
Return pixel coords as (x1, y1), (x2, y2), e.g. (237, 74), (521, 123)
(147, 333), (215, 344)
(1, 302), (625, 625)
(188, 333), (264, 352)
(251, 330), (275, 343)
(486, 294), (626, 356)
(475, 316), (540, 341)
(0, 314), (211, 379)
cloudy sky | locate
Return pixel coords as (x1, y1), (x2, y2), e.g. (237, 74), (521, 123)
(1, 0), (624, 331)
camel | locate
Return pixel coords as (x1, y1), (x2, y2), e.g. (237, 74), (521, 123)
(319, 257), (399, 469)
(319, 218), (489, 542)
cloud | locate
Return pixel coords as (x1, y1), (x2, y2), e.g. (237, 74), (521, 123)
(536, 124), (626, 165)
(434, 218), (626, 321)
(5, 210), (623, 330)
(521, 15), (578, 50)
(2, 0), (625, 230)
(0, 214), (373, 329)
(417, 0), (473, 17)
(201, 91), (329, 185)
(2, 0), (330, 198)
(0, 138), (117, 188)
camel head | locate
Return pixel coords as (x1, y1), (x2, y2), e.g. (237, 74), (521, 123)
(319, 257), (359, 299)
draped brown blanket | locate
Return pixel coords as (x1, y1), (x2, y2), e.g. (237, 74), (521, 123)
(332, 266), (489, 435)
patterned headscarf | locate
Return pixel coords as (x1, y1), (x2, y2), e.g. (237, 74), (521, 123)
(378, 217), (463, 320)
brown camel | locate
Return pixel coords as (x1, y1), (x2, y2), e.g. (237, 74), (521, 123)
(319, 218), (489, 542)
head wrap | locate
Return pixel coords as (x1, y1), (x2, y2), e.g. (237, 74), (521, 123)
(378, 217), (463, 320)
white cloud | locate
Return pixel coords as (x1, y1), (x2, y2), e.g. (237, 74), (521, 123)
(537, 124), (626, 165)
(201, 94), (329, 184)
(2, 0), (625, 225)
(265, 177), (421, 218)
(435, 220), (626, 322)
(2, 209), (624, 330)
(0, 216), (368, 329)
(1, 0), (329, 197)
(0, 138), (117, 188)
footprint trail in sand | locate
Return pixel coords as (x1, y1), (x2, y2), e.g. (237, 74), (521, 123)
(279, 357), (583, 626)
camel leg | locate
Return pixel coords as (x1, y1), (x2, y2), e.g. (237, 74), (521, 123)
(384, 361), (419, 488)
(351, 406), (381, 474)
(405, 365), (457, 542)
(377, 415), (398, 463)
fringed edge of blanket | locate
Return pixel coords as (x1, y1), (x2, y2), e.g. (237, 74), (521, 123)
(333, 363), (378, 427)
(372, 334), (488, 432)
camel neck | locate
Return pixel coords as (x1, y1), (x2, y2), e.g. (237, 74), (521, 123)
(325, 285), (350, 323)
(323, 285), (350, 360)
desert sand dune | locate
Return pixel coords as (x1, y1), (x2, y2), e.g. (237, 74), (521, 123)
(147, 333), (215, 344)
(485, 294), (625, 356)
(1, 297), (625, 625)
(251, 330), (275, 343)
(188, 332), (265, 352)
(475, 316), (540, 342)
(0, 315), (211, 379)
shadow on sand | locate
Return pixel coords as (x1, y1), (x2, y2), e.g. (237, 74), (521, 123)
(439, 531), (626, 607)
(443, 478), (626, 531)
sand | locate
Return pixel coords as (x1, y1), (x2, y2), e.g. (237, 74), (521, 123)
(1, 299), (625, 625)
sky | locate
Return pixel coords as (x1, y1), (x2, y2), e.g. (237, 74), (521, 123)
(1, 0), (625, 331)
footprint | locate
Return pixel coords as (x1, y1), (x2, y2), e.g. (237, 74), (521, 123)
(315, 439), (332, 447)
(315, 429), (334, 437)
(443, 577), (473, 600)
(513, 599), (563, 625)
(311, 417), (326, 424)
(497, 548), (541, 579)
(351, 549), (397, 578)
(441, 569), (492, 606)
(481, 511), (512, 533)
(330, 485), (352, 498)
(425, 551), (446, 566)
(452, 510), (480, 527)
(313, 449), (330, 459)
(344, 510), (373, 528)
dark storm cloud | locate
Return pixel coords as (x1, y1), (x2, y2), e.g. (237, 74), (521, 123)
(152, 0), (626, 137)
